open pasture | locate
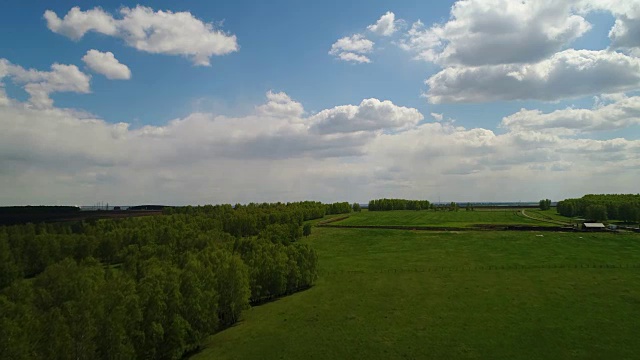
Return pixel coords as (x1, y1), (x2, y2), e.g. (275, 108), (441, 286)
(332, 209), (560, 228)
(195, 228), (640, 359)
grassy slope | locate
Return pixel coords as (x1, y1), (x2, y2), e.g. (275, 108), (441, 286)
(526, 208), (574, 223)
(333, 209), (555, 227)
(195, 228), (640, 360)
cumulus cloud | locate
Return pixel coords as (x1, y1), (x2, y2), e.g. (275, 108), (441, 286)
(329, 34), (374, 63)
(397, 1), (640, 104)
(576, 1), (640, 50)
(45, 6), (238, 66)
(367, 120), (640, 199)
(400, 0), (590, 66)
(430, 113), (444, 121)
(44, 6), (117, 39)
(0, 84), (9, 106)
(337, 52), (371, 64)
(501, 95), (640, 133)
(82, 50), (131, 80)
(367, 11), (399, 36)
(256, 91), (304, 118)
(309, 98), (424, 134)
(425, 49), (640, 103)
(1, 83), (639, 204)
(0, 58), (91, 108)
(0, 89), (420, 174)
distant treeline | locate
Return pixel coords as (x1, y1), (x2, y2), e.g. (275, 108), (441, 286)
(326, 202), (353, 215)
(557, 194), (640, 222)
(127, 205), (168, 211)
(0, 206), (80, 214)
(368, 199), (431, 211)
(0, 201), (337, 360)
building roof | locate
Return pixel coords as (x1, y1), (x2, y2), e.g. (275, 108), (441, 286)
(583, 223), (606, 228)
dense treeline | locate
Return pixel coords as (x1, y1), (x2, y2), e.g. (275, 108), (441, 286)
(368, 198), (431, 211)
(0, 202), (323, 359)
(0, 206), (83, 226)
(325, 202), (352, 215)
(557, 194), (640, 222)
(0, 206), (80, 214)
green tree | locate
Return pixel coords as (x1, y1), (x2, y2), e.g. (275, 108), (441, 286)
(586, 204), (608, 222)
(200, 249), (250, 327)
(136, 259), (186, 359)
(0, 232), (19, 289)
(539, 199), (552, 210)
(33, 258), (105, 360)
(303, 223), (312, 237)
(179, 255), (219, 352)
(96, 270), (142, 360)
(0, 282), (36, 360)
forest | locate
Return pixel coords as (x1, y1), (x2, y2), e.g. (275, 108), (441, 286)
(0, 201), (350, 360)
(556, 194), (640, 222)
(368, 198), (431, 211)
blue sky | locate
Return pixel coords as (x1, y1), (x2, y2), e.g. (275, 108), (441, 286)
(1, 0), (640, 205)
(1, 0), (452, 124)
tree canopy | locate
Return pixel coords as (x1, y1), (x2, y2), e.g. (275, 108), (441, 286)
(0, 201), (323, 359)
(557, 194), (640, 223)
(368, 199), (431, 211)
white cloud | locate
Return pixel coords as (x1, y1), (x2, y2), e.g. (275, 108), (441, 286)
(82, 50), (131, 80)
(400, 0), (591, 66)
(425, 49), (640, 103)
(575, 1), (640, 50)
(329, 34), (374, 63)
(3, 25), (640, 207)
(0, 84), (8, 106)
(402, 1), (640, 105)
(398, 21), (442, 62)
(1, 85), (639, 204)
(44, 7), (117, 40)
(501, 95), (640, 133)
(367, 11), (398, 36)
(256, 91), (304, 118)
(45, 6), (239, 66)
(338, 52), (371, 64)
(309, 98), (424, 134)
(0, 59), (91, 108)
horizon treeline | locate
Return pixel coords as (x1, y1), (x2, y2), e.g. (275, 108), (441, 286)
(0, 201), (340, 360)
(368, 198), (431, 211)
(557, 194), (640, 222)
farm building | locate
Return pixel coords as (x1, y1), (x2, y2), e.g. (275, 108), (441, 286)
(583, 222), (606, 231)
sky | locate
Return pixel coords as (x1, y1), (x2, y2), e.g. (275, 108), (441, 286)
(1, 0), (640, 205)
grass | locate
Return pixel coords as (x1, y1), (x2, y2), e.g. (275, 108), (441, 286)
(525, 208), (574, 224)
(195, 227), (640, 360)
(332, 209), (556, 227)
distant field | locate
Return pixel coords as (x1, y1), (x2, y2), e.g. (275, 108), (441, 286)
(331, 209), (557, 227)
(195, 228), (640, 360)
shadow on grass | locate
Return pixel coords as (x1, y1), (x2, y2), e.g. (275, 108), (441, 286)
(249, 285), (313, 306)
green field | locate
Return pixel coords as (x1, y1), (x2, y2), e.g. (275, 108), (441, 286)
(525, 209), (575, 224)
(195, 227), (640, 359)
(331, 209), (559, 227)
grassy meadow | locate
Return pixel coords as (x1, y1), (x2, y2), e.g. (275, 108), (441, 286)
(331, 209), (559, 227)
(195, 226), (640, 359)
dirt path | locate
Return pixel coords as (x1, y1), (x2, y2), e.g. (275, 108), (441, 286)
(521, 209), (570, 226)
